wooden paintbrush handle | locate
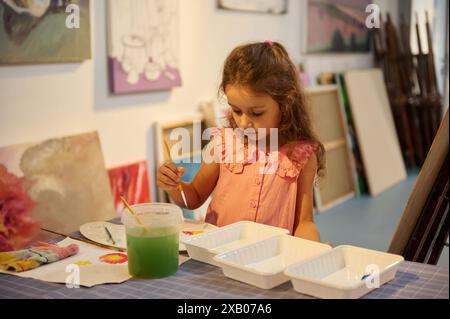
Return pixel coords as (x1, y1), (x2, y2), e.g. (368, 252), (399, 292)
(41, 228), (127, 252)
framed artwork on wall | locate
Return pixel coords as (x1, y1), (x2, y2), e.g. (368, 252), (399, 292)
(106, 0), (181, 94)
(304, 0), (371, 53)
(217, 0), (287, 14)
(0, 0), (91, 64)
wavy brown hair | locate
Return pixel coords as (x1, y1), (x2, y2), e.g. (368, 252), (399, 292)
(219, 41), (325, 176)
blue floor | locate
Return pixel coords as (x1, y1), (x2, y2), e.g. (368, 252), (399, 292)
(315, 170), (449, 267)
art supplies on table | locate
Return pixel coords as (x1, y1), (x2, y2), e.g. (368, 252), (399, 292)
(0, 236), (192, 287)
(181, 221), (404, 299)
(284, 245), (404, 299)
(181, 221), (289, 266)
(213, 235), (331, 289)
(79, 220), (218, 252)
(0, 238), (132, 287)
(0, 241), (79, 272)
(120, 202), (185, 279)
(80, 221), (127, 250)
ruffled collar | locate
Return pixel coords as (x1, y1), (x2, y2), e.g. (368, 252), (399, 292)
(212, 128), (317, 178)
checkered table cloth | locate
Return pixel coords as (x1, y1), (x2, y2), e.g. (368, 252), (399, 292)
(0, 256), (448, 299)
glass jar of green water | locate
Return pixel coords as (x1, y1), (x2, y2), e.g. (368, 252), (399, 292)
(121, 203), (183, 279)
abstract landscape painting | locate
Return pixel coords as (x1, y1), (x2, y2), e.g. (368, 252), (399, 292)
(0, 0), (91, 64)
(306, 0), (371, 53)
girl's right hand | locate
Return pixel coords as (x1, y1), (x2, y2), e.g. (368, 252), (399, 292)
(156, 161), (185, 191)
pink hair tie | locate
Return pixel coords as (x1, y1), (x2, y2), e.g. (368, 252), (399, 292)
(264, 40), (273, 46)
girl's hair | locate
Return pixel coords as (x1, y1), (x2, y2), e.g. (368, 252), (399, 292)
(219, 41), (325, 176)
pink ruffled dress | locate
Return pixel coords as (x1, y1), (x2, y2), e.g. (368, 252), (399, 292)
(205, 128), (317, 234)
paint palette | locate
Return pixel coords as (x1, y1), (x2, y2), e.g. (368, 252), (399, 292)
(80, 220), (218, 251)
(80, 221), (127, 250)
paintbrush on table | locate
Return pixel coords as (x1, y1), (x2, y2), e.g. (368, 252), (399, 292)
(41, 228), (126, 252)
(104, 226), (116, 245)
(163, 139), (189, 209)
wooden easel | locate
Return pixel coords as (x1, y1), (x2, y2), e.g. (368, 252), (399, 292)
(388, 110), (449, 264)
(373, 11), (443, 168)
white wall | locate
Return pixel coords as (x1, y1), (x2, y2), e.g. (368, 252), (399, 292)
(0, 0), (398, 201)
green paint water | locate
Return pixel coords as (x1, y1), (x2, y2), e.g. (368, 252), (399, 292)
(126, 227), (179, 279)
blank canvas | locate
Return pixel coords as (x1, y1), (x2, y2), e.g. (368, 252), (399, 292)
(344, 69), (407, 196)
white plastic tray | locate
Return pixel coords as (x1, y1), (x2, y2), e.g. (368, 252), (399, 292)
(213, 235), (332, 289)
(179, 221), (218, 251)
(181, 221), (289, 266)
(284, 245), (404, 299)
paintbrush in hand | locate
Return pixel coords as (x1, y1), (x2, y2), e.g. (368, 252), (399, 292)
(163, 139), (189, 209)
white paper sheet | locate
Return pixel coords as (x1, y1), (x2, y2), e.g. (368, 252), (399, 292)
(0, 237), (190, 287)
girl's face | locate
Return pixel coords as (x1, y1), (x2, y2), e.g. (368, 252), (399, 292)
(225, 85), (281, 139)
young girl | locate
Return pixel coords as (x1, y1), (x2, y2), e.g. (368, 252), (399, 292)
(157, 41), (325, 242)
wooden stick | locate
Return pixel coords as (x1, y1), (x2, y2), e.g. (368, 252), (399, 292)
(120, 195), (144, 225)
(163, 139), (172, 160)
(41, 228), (126, 252)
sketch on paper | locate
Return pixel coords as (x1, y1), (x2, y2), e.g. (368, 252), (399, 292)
(217, 0), (287, 14)
(107, 0), (181, 94)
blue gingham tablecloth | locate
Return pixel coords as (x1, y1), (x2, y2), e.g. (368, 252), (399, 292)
(0, 255), (448, 299)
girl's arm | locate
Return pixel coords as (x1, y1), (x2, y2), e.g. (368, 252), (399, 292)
(158, 138), (220, 210)
(166, 161), (219, 209)
(293, 153), (321, 242)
